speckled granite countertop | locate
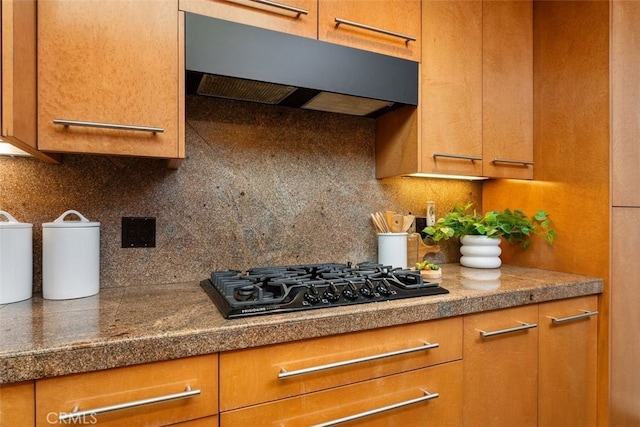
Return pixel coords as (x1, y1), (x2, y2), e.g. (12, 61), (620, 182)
(0, 264), (603, 384)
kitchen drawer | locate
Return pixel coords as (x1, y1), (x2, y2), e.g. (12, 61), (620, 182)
(179, 0), (317, 39)
(35, 354), (218, 426)
(221, 361), (462, 426)
(220, 317), (462, 410)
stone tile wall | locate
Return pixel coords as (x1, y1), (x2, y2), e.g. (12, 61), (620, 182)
(0, 96), (480, 291)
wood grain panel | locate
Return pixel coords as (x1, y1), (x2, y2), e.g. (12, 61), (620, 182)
(610, 207), (640, 426)
(219, 317), (462, 411)
(463, 305), (538, 427)
(0, 381), (35, 427)
(221, 362), (462, 427)
(612, 0), (640, 206)
(538, 296), (598, 426)
(37, 0), (182, 159)
(179, 0), (317, 38)
(35, 355), (218, 426)
(318, 0), (420, 61)
(422, 0), (483, 177)
(482, 0), (533, 179)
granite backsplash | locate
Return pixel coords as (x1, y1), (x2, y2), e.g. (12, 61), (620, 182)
(0, 95), (480, 292)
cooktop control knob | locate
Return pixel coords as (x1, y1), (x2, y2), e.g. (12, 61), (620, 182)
(342, 282), (359, 300)
(304, 285), (322, 304)
(376, 279), (392, 296)
(360, 280), (376, 298)
(323, 283), (341, 302)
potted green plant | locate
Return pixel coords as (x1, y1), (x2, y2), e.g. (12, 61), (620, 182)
(423, 202), (556, 268)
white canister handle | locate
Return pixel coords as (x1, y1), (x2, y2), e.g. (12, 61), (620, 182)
(54, 210), (92, 223)
(0, 210), (20, 223)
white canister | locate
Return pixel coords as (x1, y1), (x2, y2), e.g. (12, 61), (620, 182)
(377, 232), (408, 269)
(43, 210), (100, 300)
(0, 211), (33, 304)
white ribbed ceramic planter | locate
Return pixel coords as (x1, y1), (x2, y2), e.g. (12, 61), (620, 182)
(459, 235), (502, 269)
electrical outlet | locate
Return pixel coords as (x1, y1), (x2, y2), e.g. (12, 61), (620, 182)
(122, 217), (156, 248)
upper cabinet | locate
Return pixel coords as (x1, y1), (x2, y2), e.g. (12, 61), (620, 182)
(180, 0), (419, 61)
(37, 0), (184, 168)
(179, 0), (318, 38)
(1, 0), (59, 163)
(376, 0), (533, 179)
(318, 0), (421, 62)
(482, 0), (533, 179)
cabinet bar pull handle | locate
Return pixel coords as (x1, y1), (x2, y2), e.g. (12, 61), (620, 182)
(433, 152), (482, 162)
(247, 0), (308, 16)
(53, 119), (164, 134)
(550, 310), (598, 324)
(57, 386), (200, 422)
(278, 342), (439, 379)
(311, 389), (439, 427)
(334, 18), (416, 44)
(492, 158), (535, 166)
(479, 322), (537, 338)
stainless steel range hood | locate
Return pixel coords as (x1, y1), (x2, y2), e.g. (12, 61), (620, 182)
(184, 13), (418, 118)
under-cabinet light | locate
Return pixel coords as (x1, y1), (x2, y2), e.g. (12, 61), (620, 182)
(0, 142), (32, 157)
(403, 173), (489, 181)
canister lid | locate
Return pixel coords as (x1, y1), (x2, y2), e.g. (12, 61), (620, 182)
(0, 210), (33, 229)
(42, 210), (100, 228)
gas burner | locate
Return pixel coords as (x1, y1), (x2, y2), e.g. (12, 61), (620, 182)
(201, 262), (449, 319)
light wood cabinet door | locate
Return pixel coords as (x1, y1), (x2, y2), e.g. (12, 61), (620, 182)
(463, 305), (538, 427)
(538, 295), (598, 427)
(35, 354), (218, 427)
(37, 0), (184, 162)
(1, 0), (59, 163)
(318, 0), (420, 61)
(611, 207), (640, 425)
(612, 0), (640, 206)
(221, 361), (462, 427)
(421, 0), (483, 177)
(219, 317), (462, 411)
(179, 0), (317, 38)
(482, 0), (534, 179)
(0, 381), (35, 427)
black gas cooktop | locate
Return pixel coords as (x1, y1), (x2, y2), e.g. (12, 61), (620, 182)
(201, 262), (449, 319)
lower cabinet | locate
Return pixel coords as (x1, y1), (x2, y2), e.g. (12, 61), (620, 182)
(34, 354), (218, 426)
(0, 381), (35, 427)
(462, 296), (598, 427)
(538, 295), (598, 426)
(463, 304), (539, 427)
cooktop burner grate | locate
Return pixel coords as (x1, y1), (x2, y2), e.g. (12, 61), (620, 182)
(201, 262), (449, 319)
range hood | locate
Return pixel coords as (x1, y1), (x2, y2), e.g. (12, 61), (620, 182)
(184, 13), (418, 118)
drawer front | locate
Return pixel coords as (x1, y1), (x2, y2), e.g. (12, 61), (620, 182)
(220, 317), (462, 410)
(221, 361), (462, 427)
(35, 354), (218, 426)
(179, 0), (318, 39)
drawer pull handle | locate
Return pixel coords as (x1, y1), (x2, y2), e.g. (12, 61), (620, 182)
(550, 310), (598, 324)
(334, 18), (416, 44)
(492, 158), (535, 166)
(311, 389), (439, 427)
(278, 341), (439, 379)
(53, 119), (164, 134)
(433, 152), (482, 162)
(479, 322), (537, 338)
(245, 0), (308, 17)
(57, 386), (200, 422)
